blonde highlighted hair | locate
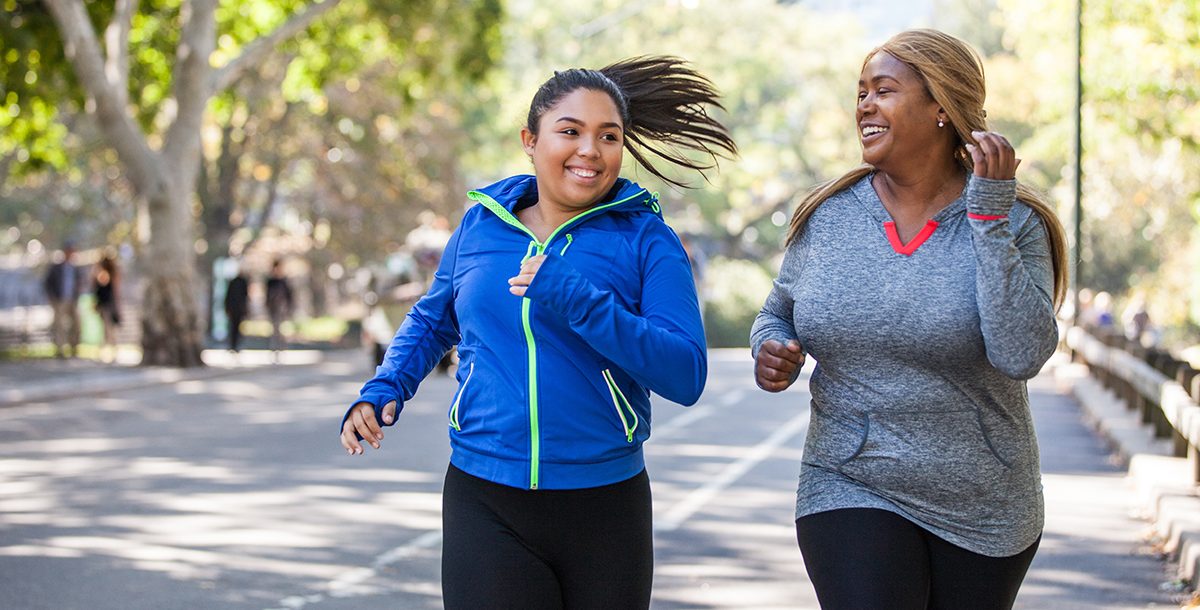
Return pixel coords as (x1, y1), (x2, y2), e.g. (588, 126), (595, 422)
(786, 29), (1068, 310)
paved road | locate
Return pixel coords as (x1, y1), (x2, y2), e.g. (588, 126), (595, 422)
(0, 350), (1179, 609)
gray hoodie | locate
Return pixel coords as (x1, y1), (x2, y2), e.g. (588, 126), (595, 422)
(751, 174), (1057, 557)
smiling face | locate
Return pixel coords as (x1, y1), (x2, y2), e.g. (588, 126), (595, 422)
(521, 88), (624, 216)
(857, 51), (947, 171)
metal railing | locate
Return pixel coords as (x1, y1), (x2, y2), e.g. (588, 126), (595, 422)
(1067, 326), (1200, 481)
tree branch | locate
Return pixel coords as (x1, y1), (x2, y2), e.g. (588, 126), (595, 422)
(162, 0), (217, 173)
(41, 0), (163, 199)
(103, 0), (137, 108)
(211, 0), (344, 93)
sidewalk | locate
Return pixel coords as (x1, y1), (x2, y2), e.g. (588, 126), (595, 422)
(0, 348), (331, 407)
(1020, 354), (1179, 608)
(1058, 356), (1200, 599)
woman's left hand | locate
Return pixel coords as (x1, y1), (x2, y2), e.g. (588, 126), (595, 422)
(508, 255), (547, 297)
(965, 130), (1021, 180)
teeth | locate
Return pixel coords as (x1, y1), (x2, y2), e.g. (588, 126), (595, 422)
(861, 126), (888, 137)
(570, 168), (598, 178)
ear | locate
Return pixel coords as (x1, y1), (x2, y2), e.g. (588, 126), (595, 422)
(520, 127), (537, 156)
(936, 107), (949, 125)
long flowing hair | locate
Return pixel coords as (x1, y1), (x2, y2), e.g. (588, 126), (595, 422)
(785, 29), (1068, 309)
(526, 56), (738, 188)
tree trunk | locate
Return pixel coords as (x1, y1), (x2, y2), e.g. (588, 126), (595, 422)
(140, 270), (205, 367)
(139, 184), (205, 367)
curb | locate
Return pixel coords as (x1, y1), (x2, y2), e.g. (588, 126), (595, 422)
(1056, 361), (1200, 589)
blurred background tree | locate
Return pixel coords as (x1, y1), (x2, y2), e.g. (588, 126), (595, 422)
(988, 0), (1200, 349)
(1, 0), (501, 365)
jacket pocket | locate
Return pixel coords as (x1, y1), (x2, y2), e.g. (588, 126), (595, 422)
(838, 409), (1012, 508)
(602, 369), (638, 443)
(448, 362), (475, 431)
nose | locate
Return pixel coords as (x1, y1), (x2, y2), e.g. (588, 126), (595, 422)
(857, 95), (873, 119)
(577, 137), (600, 158)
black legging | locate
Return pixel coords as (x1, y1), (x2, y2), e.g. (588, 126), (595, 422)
(441, 464), (653, 610)
(795, 508), (1039, 610)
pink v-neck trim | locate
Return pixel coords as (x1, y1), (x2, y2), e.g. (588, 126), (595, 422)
(883, 220), (939, 256)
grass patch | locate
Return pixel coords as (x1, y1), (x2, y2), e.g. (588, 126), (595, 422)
(241, 316), (349, 342)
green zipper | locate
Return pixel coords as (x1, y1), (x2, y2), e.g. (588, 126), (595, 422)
(602, 369), (638, 442)
(467, 188), (651, 489)
(448, 362), (474, 431)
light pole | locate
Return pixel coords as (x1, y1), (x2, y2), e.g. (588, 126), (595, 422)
(1072, 0), (1084, 325)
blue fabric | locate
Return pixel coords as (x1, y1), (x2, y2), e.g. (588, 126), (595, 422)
(345, 175), (706, 490)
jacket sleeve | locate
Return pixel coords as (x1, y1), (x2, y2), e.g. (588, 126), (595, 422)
(341, 222), (464, 434)
(524, 220), (706, 406)
(750, 236), (805, 363)
(967, 176), (1058, 380)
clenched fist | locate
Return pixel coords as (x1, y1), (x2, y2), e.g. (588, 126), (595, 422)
(755, 339), (805, 392)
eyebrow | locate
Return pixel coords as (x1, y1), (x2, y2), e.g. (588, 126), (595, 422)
(555, 116), (623, 130)
(858, 74), (903, 87)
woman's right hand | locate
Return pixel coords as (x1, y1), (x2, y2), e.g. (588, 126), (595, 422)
(755, 340), (805, 392)
(340, 400), (398, 455)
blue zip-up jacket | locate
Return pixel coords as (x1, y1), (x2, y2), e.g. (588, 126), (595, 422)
(346, 175), (707, 490)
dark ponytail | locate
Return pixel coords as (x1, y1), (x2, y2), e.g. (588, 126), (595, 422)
(526, 56), (737, 188)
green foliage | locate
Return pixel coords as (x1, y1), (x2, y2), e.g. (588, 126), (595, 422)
(1, 0), (185, 170)
(127, 0), (182, 130)
(195, 0), (505, 269)
(0, 1), (79, 171)
(997, 0), (1200, 346)
(702, 257), (775, 348)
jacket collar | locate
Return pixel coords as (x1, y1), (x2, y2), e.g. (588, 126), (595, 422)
(471, 175), (660, 219)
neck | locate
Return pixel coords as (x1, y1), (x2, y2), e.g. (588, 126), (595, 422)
(874, 160), (965, 219)
(529, 199), (586, 231)
(520, 196), (590, 243)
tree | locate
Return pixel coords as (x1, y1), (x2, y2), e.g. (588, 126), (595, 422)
(996, 0), (1200, 343)
(23, 0), (501, 366)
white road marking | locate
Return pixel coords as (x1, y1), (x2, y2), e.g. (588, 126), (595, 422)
(655, 408), (809, 532)
(265, 530), (442, 610)
(652, 390), (744, 438)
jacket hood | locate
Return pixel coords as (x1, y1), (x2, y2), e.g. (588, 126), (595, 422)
(470, 175), (661, 219)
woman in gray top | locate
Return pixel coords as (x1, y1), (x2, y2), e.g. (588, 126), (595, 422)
(751, 29), (1068, 610)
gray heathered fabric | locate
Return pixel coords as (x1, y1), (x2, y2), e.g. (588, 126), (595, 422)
(751, 173), (1057, 557)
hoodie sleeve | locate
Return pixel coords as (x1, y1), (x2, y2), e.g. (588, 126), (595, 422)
(524, 219), (706, 406)
(967, 176), (1058, 380)
(341, 220), (464, 434)
(750, 236), (805, 361)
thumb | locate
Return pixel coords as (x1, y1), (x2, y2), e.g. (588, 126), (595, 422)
(786, 340), (802, 353)
(382, 401), (398, 425)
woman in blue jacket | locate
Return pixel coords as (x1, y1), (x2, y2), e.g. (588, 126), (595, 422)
(340, 56), (736, 609)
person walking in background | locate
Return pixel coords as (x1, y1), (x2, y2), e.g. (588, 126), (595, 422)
(340, 56), (736, 609)
(265, 259), (293, 353)
(751, 29), (1068, 610)
(223, 265), (250, 353)
(43, 241), (84, 359)
(1122, 293), (1153, 346)
(92, 252), (121, 363)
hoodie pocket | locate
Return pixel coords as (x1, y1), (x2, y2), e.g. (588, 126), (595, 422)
(838, 409), (1012, 506)
(448, 362), (475, 432)
(602, 369), (638, 443)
